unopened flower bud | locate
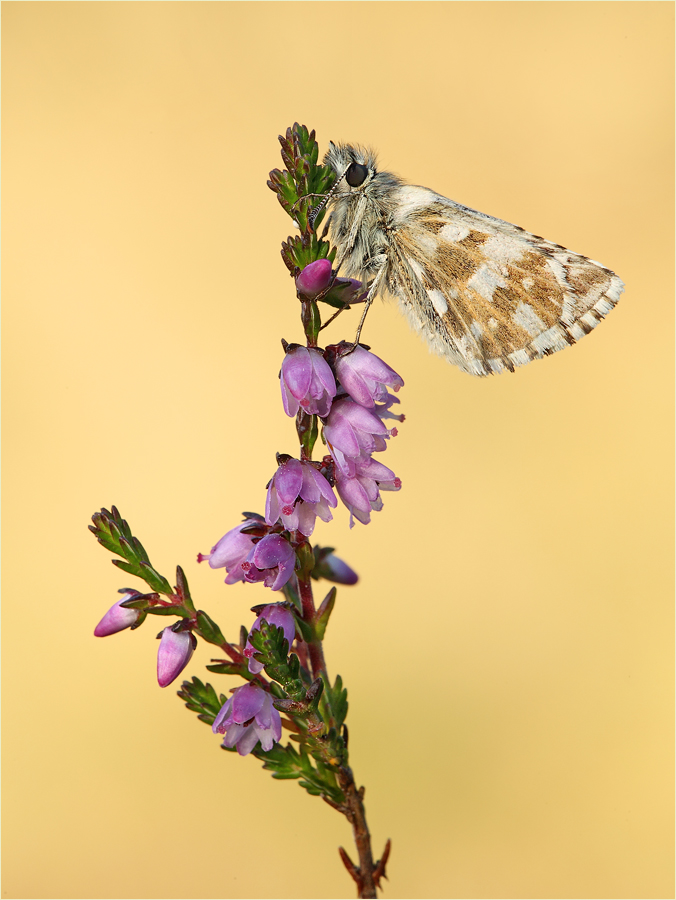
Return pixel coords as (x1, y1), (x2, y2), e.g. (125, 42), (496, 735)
(295, 259), (333, 298)
(94, 592), (141, 637)
(157, 627), (197, 687)
(314, 552), (359, 585)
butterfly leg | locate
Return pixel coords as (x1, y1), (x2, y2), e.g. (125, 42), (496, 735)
(352, 259), (387, 347)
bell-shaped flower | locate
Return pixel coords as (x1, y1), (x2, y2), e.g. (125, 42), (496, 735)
(212, 681), (282, 756)
(157, 626), (197, 687)
(335, 455), (402, 526)
(198, 519), (261, 585)
(265, 456), (337, 537)
(295, 259), (333, 298)
(244, 603), (297, 674)
(94, 592), (142, 637)
(374, 392), (405, 423)
(240, 533), (296, 592)
(323, 398), (393, 474)
(280, 346), (336, 418)
(330, 343), (404, 409)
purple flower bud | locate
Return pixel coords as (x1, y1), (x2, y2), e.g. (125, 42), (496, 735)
(198, 519), (260, 585)
(324, 277), (367, 307)
(157, 627), (197, 687)
(331, 343), (404, 409)
(212, 681), (282, 756)
(315, 552), (359, 585)
(241, 533), (296, 592)
(295, 259), (333, 298)
(335, 455), (402, 527)
(280, 346), (337, 418)
(244, 603), (297, 674)
(265, 457), (337, 537)
(323, 398), (393, 474)
(94, 592), (141, 637)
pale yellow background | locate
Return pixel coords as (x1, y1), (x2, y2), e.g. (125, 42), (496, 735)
(3, 2), (673, 898)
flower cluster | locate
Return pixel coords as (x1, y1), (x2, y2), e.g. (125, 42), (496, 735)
(94, 592), (197, 689)
(212, 681), (281, 756)
(265, 456), (336, 537)
(278, 318), (404, 526)
(199, 520), (296, 592)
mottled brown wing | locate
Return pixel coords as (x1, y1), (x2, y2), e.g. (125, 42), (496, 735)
(384, 189), (624, 376)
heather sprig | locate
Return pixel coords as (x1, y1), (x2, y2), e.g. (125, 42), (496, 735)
(91, 124), (397, 898)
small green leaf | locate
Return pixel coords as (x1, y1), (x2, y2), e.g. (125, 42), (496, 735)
(195, 610), (226, 646)
(314, 587), (336, 640)
(145, 605), (191, 617)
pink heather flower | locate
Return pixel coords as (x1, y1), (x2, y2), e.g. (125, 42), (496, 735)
(244, 603), (297, 674)
(280, 346), (336, 418)
(295, 259), (333, 298)
(212, 681), (282, 756)
(198, 519), (260, 585)
(94, 592), (141, 637)
(374, 392), (405, 423)
(265, 457), (337, 537)
(241, 533), (296, 592)
(330, 343), (404, 409)
(157, 627), (197, 687)
(323, 398), (393, 474)
(335, 456), (402, 526)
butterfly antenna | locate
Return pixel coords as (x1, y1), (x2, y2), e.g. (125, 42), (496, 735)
(308, 167), (349, 231)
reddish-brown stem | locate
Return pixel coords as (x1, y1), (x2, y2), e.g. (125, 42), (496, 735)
(335, 770), (390, 898)
(297, 575), (388, 897)
(218, 641), (245, 664)
(297, 575), (329, 687)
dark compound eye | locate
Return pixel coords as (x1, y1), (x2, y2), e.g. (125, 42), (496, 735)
(345, 162), (369, 187)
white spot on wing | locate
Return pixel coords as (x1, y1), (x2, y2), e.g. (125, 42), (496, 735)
(392, 186), (438, 224)
(438, 222), (470, 243)
(428, 289), (448, 316)
(513, 301), (546, 337)
(408, 258), (426, 280)
(482, 234), (527, 265)
(416, 232), (438, 255)
(467, 264), (506, 301)
(488, 317), (498, 330)
(454, 334), (472, 358)
(470, 320), (483, 338)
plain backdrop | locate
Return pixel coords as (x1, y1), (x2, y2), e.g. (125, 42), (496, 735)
(3, 2), (673, 899)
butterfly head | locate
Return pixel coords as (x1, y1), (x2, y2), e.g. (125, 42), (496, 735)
(324, 142), (379, 191)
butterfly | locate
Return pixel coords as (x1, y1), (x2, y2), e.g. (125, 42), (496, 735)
(310, 142), (624, 376)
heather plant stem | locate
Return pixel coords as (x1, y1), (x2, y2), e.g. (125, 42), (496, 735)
(297, 575), (328, 684)
(297, 574), (379, 898)
(335, 769), (378, 899)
